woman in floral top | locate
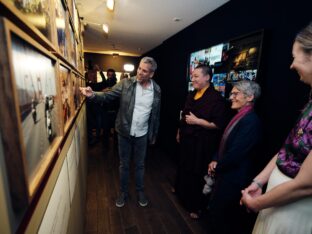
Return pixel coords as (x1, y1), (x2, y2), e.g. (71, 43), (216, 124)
(240, 22), (312, 234)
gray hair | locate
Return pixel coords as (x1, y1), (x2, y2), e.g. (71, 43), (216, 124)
(141, 57), (157, 72)
(233, 80), (261, 102)
(295, 22), (312, 55)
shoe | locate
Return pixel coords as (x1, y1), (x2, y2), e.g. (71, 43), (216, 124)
(138, 191), (148, 207)
(115, 193), (127, 208)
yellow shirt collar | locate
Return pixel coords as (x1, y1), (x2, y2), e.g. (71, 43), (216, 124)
(194, 86), (209, 100)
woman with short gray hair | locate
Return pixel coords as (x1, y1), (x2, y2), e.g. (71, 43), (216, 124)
(207, 80), (262, 233)
(233, 80), (261, 102)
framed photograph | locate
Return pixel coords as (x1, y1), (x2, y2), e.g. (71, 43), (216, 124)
(72, 73), (80, 111)
(66, 0), (73, 19)
(59, 63), (73, 130)
(73, 2), (80, 38)
(68, 22), (76, 67)
(8, 0), (53, 41)
(188, 30), (264, 97)
(77, 50), (82, 73)
(79, 76), (85, 102)
(0, 18), (62, 208)
(55, 0), (67, 58)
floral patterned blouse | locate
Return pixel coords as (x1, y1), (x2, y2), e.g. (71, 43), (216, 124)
(276, 100), (312, 178)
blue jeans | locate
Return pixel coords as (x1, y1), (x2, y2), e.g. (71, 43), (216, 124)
(118, 134), (148, 194)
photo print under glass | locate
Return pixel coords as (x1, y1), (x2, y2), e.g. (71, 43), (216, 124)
(9, 0), (52, 40)
(11, 34), (58, 180)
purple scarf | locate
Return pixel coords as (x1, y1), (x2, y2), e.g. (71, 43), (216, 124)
(218, 104), (254, 158)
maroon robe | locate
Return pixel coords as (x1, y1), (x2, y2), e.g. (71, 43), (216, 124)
(175, 85), (230, 213)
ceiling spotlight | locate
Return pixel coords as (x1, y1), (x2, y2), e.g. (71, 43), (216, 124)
(102, 24), (109, 33)
(106, 0), (114, 11)
(173, 17), (182, 22)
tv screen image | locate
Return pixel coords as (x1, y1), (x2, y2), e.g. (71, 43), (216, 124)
(211, 73), (227, 96)
(188, 31), (263, 97)
(189, 43), (227, 81)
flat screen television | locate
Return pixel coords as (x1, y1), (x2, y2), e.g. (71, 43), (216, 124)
(188, 30), (264, 97)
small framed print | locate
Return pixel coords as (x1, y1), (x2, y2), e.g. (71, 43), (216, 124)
(68, 22), (76, 67)
(0, 18), (62, 209)
(73, 1), (80, 38)
(59, 63), (74, 130)
(8, 0), (53, 41)
(72, 72), (81, 111)
(55, 0), (68, 58)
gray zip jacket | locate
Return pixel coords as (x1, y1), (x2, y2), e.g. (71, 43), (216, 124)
(92, 76), (161, 143)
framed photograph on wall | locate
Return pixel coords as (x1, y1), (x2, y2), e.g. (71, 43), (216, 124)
(55, 0), (67, 58)
(7, 0), (53, 41)
(0, 18), (62, 208)
(187, 30), (264, 97)
(68, 22), (76, 67)
(79, 76), (85, 102)
(66, 0), (73, 19)
(73, 2), (80, 38)
(59, 63), (73, 130)
(72, 73), (81, 111)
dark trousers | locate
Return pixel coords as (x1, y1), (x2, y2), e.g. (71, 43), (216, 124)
(87, 101), (104, 142)
(118, 134), (148, 194)
(206, 178), (256, 234)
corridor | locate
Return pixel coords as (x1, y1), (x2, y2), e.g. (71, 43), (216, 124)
(84, 138), (207, 234)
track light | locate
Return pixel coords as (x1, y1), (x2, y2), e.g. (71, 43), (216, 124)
(102, 24), (109, 33)
(106, 0), (114, 11)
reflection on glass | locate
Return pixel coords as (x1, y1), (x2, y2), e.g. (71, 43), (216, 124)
(10, 0), (51, 39)
(11, 33), (57, 180)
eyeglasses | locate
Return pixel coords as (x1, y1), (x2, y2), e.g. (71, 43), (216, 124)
(229, 91), (241, 97)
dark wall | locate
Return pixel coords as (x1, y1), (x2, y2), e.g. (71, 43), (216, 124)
(146, 0), (311, 164)
(84, 53), (140, 76)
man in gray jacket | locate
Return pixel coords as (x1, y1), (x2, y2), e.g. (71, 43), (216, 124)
(80, 57), (161, 207)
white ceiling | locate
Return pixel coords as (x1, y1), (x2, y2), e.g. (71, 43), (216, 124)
(76, 0), (229, 56)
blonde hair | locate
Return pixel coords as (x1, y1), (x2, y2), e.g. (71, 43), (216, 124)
(295, 22), (312, 55)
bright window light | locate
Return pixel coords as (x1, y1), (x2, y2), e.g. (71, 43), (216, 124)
(124, 64), (135, 72)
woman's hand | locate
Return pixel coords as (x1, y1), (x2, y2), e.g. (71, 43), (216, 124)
(244, 182), (263, 198)
(240, 182), (262, 212)
(208, 161), (217, 176)
(79, 86), (94, 97)
(185, 112), (199, 125)
(240, 188), (261, 213)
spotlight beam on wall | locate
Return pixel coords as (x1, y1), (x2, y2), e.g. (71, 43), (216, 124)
(106, 0), (114, 11)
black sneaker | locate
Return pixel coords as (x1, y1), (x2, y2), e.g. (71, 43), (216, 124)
(138, 192), (148, 207)
(115, 193), (127, 208)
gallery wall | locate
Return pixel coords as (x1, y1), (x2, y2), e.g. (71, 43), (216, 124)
(146, 0), (311, 165)
(0, 0), (88, 232)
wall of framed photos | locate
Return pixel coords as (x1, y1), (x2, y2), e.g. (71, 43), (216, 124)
(0, 0), (87, 233)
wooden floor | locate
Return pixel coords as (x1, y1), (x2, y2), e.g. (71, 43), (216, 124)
(84, 137), (207, 234)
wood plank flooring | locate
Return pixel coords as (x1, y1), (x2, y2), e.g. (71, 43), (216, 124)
(84, 138), (207, 234)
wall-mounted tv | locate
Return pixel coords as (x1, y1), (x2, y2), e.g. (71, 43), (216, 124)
(188, 30), (264, 97)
